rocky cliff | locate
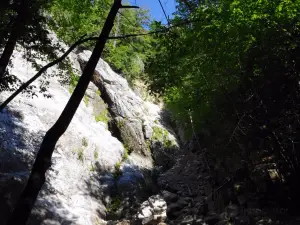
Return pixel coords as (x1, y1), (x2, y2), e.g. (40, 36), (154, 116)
(0, 43), (179, 225)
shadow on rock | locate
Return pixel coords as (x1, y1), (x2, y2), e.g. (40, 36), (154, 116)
(0, 107), (77, 225)
(0, 107), (44, 224)
(27, 179), (78, 225)
(84, 161), (159, 222)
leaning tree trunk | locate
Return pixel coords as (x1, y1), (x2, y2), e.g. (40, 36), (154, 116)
(6, 0), (122, 224)
(0, 0), (28, 79)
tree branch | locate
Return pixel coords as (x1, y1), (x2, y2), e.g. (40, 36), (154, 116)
(0, 34), (89, 111)
(6, 0), (121, 222)
(158, 0), (169, 25)
(0, 18), (203, 111)
(120, 5), (139, 9)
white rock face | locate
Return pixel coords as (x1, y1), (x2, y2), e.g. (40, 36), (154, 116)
(0, 49), (124, 225)
(78, 51), (179, 160)
(0, 38), (179, 224)
(78, 51), (146, 119)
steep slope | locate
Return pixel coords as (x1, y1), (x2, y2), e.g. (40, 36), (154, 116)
(0, 48), (125, 224)
(0, 44), (179, 224)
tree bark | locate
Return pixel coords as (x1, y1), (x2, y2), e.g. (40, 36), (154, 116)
(6, 0), (121, 224)
(0, 0), (28, 78)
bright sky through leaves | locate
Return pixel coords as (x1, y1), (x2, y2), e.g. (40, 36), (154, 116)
(129, 0), (176, 24)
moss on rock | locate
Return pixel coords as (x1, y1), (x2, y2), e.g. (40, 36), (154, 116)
(151, 126), (176, 149)
(95, 109), (109, 124)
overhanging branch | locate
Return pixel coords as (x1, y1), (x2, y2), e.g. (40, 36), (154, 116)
(0, 34), (89, 111)
(0, 17), (203, 111)
(120, 5), (139, 9)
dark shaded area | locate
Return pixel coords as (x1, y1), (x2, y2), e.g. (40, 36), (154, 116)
(27, 177), (77, 225)
(0, 107), (43, 225)
(84, 161), (159, 222)
(0, 0), (69, 93)
(0, 106), (78, 225)
(145, 1), (300, 223)
(156, 142), (299, 225)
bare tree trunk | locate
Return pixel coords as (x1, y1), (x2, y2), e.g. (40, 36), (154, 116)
(0, 0), (28, 78)
(6, 0), (121, 224)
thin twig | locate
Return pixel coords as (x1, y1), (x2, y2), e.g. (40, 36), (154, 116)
(0, 34), (89, 111)
(227, 113), (246, 145)
(0, 17), (207, 110)
(158, 0), (169, 25)
(204, 178), (232, 201)
(272, 131), (296, 172)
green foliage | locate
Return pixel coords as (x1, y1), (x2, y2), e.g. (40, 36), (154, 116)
(68, 68), (80, 94)
(123, 147), (129, 160)
(83, 95), (89, 106)
(151, 126), (175, 148)
(107, 196), (121, 214)
(104, 7), (152, 81)
(146, 0), (300, 135)
(116, 119), (125, 128)
(94, 217), (102, 225)
(95, 109), (109, 124)
(146, 140), (151, 152)
(89, 164), (96, 172)
(0, 0), (69, 93)
(49, 0), (152, 82)
(111, 145), (130, 178)
(146, 0), (300, 204)
(94, 149), (99, 159)
(113, 162), (122, 179)
(115, 162), (121, 171)
(112, 146), (130, 179)
(152, 126), (167, 141)
(96, 89), (101, 96)
(82, 137), (88, 147)
(77, 148), (84, 162)
(49, 0), (113, 48)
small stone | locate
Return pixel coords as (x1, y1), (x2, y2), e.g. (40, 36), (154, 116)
(134, 195), (167, 224)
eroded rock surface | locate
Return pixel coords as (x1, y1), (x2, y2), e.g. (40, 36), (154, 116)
(0, 42), (179, 224)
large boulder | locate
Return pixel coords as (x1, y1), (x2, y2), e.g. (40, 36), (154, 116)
(78, 51), (179, 162)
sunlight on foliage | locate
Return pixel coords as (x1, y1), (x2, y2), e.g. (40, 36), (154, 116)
(151, 126), (176, 148)
(94, 109), (109, 124)
(83, 95), (89, 106)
